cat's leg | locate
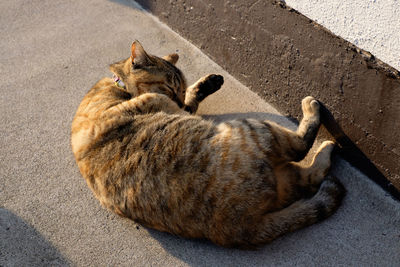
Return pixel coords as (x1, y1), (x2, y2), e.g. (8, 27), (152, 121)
(246, 175), (345, 247)
(297, 140), (335, 191)
(110, 93), (186, 115)
(211, 175), (344, 248)
(274, 140), (336, 206)
(267, 96), (321, 162)
(184, 74), (224, 114)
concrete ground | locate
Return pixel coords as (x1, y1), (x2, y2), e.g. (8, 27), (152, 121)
(0, 0), (399, 266)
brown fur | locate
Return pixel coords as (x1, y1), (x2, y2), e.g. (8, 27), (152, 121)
(71, 41), (345, 248)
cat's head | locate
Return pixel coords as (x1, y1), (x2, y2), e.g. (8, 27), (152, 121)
(110, 40), (186, 107)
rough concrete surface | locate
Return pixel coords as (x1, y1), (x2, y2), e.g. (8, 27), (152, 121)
(285, 0), (400, 71)
(135, 0), (400, 192)
(1, 0), (399, 266)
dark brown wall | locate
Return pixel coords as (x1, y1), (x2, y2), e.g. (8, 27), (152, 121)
(136, 0), (400, 194)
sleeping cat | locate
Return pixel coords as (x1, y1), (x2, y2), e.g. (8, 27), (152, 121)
(71, 40), (345, 248)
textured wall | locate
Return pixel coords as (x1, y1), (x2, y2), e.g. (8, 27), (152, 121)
(285, 0), (400, 71)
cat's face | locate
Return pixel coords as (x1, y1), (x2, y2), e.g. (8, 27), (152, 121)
(110, 41), (187, 107)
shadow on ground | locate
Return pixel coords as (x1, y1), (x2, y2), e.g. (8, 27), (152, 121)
(0, 208), (69, 266)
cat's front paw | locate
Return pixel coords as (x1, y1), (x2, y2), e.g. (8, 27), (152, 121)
(301, 96), (320, 117)
(195, 74), (224, 102)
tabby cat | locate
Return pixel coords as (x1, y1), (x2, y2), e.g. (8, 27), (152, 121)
(71, 41), (345, 248)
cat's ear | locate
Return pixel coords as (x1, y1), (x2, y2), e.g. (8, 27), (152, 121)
(131, 40), (150, 66)
(163, 53), (179, 65)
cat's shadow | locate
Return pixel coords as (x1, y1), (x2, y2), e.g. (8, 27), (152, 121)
(146, 228), (265, 266)
(0, 208), (69, 266)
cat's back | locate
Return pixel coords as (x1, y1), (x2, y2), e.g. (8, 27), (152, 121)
(71, 78), (133, 159)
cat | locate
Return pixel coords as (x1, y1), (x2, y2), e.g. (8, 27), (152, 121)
(71, 40), (345, 248)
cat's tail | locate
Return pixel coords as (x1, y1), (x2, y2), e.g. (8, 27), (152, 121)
(249, 175), (345, 248)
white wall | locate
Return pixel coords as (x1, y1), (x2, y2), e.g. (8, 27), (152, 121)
(285, 0), (400, 71)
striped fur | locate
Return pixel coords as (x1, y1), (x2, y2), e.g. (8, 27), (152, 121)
(71, 41), (345, 248)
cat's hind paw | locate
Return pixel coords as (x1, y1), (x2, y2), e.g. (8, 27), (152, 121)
(301, 96), (320, 117)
